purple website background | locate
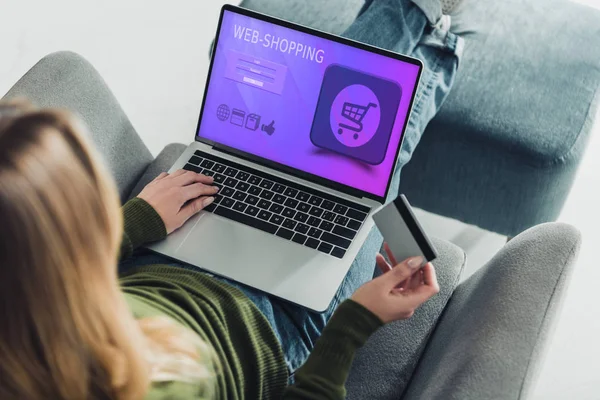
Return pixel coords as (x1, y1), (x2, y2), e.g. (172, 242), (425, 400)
(198, 10), (420, 197)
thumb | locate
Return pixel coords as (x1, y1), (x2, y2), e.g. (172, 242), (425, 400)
(382, 256), (424, 289)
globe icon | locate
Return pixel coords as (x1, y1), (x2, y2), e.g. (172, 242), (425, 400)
(216, 104), (230, 121)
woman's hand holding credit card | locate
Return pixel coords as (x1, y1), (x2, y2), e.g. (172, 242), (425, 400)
(351, 195), (440, 323)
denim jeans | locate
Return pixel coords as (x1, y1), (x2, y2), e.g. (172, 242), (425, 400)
(120, 0), (462, 381)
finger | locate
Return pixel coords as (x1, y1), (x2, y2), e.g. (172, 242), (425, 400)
(421, 263), (440, 291)
(375, 253), (392, 274)
(169, 169), (188, 178)
(402, 265), (440, 304)
(152, 172), (169, 182)
(178, 196), (215, 222)
(383, 242), (398, 266)
(382, 256), (423, 289)
(173, 170), (214, 186)
(405, 269), (423, 291)
(181, 183), (219, 202)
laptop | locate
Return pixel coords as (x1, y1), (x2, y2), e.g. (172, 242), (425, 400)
(147, 4), (423, 312)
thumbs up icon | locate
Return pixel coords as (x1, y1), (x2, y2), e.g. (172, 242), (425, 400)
(261, 120), (276, 136)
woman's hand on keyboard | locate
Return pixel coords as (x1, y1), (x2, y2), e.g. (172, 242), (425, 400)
(351, 243), (439, 324)
(137, 169), (219, 233)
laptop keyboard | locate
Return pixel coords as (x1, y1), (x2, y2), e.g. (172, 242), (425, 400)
(183, 150), (370, 259)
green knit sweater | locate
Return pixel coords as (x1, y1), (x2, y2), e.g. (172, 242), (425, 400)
(119, 198), (383, 399)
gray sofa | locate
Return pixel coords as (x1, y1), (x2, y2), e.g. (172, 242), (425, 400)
(241, 0), (600, 237)
(2, 51), (583, 399)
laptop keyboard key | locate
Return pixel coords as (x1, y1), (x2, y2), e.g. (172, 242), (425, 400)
(334, 204), (348, 214)
(236, 171), (250, 181)
(331, 247), (346, 258)
(246, 205), (259, 216)
(224, 167), (237, 177)
(204, 202), (217, 212)
(276, 227), (294, 240)
(233, 201), (247, 213)
(189, 155), (203, 166)
(347, 219), (361, 230)
(247, 175), (261, 185)
(333, 225), (357, 240)
(273, 194), (286, 204)
(270, 214), (284, 225)
(259, 180), (274, 190)
(306, 238), (319, 249)
(284, 187), (298, 198)
(334, 215), (349, 226)
(260, 190), (274, 200)
(236, 181), (250, 192)
(321, 200), (335, 210)
(309, 206), (324, 217)
(294, 212), (308, 223)
(183, 164), (202, 173)
(318, 242), (333, 254)
(258, 210), (272, 221)
(233, 191), (247, 201)
(292, 233), (307, 245)
(285, 198), (299, 208)
(282, 207), (296, 218)
(221, 197), (235, 208)
(203, 170), (215, 177)
(295, 223), (309, 234)
(258, 199), (272, 210)
(270, 204), (284, 214)
(307, 216), (320, 227)
(346, 208), (368, 222)
(245, 195), (259, 205)
(213, 173), (226, 183)
(200, 159), (215, 169)
(213, 164), (226, 173)
(272, 183), (286, 194)
(297, 202), (310, 213)
(213, 206), (278, 234)
(248, 186), (262, 196)
(308, 196), (323, 207)
(296, 191), (310, 202)
(322, 211), (335, 222)
(221, 187), (235, 197)
(308, 227), (323, 239)
(283, 218), (297, 230)
(320, 221), (334, 232)
(321, 232), (351, 249)
(224, 177), (238, 187)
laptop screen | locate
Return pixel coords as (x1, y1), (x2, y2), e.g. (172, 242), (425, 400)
(197, 8), (421, 198)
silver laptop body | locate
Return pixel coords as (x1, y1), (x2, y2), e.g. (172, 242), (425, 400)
(147, 5), (423, 312)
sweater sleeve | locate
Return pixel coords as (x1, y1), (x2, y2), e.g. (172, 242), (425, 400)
(119, 198), (167, 260)
(283, 299), (383, 399)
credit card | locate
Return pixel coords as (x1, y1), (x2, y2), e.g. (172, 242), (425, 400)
(372, 194), (437, 266)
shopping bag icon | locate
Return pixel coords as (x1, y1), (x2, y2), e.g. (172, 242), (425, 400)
(245, 113), (261, 131)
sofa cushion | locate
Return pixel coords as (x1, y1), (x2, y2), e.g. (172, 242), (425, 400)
(400, 0), (600, 235)
(346, 237), (466, 400)
(402, 223), (581, 399)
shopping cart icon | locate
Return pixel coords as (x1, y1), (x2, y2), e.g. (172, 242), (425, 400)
(310, 64), (402, 165)
(337, 102), (378, 139)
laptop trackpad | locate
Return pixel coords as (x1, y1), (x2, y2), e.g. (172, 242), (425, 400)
(174, 212), (323, 293)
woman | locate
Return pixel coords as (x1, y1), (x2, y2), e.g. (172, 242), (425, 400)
(0, 100), (438, 399)
(0, 0), (461, 397)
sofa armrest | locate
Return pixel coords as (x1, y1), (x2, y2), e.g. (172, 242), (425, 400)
(346, 237), (466, 400)
(2, 51), (153, 201)
(402, 222), (581, 400)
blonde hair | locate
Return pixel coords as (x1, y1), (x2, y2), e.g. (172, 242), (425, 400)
(0, 101), (217, 399)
